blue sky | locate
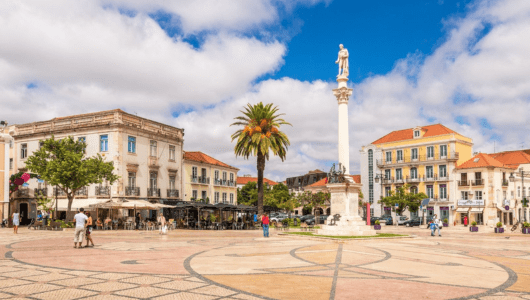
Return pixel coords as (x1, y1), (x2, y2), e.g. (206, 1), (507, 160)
(2, 0), (530, 180)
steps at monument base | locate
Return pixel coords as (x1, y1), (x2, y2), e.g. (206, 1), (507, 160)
(317, 224), (377, 236)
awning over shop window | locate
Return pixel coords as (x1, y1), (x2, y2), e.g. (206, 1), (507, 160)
(456, 208), (469, 213)
(469, 208), (484, 213)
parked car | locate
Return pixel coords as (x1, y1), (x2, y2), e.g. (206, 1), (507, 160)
(306, 215), (329, 225)
(396, 216), (409, 225)
(270, 214), (289, 226)
(370, 216), (392, 225)
(298, 215), (314, 222)
(381, 216), (393, 225)
(403, 217), (422, 227)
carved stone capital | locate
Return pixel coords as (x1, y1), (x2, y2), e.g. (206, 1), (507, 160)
(332, 87), (353, 105)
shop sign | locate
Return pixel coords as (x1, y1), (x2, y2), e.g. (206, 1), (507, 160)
(440, 207), (449, 211)
(384, 207), (391, 211)
(457, 199), (485, 206)
(427, 207), (434, 211)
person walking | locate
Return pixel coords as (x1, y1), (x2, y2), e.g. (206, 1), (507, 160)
(429, 219), (436, 236)
(73, 208), (88, 249)
(433, 214), (442, 237)
(12, 209), (20, 234)
(158, 213), (166, 235)
(42, 210), (49, 228)
(85, 212), (95, 247)
(261, 213), (270, 238)
(135, 212), (141, 231)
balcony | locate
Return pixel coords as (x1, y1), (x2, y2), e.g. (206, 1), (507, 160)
(75, 187), (88, 196)
(431, 195), (450, 202)
(376, 152), (459, 167)
(422, 174), (438, 182)
(34, 188), (48, 197)
(214, 178), (222, 185)
(95, 186), (110, 196)
(191, 176), (210, 185)
(228, 181), (236, 187)
(471, 179), (484, 186)
(17, 188), (29, 197)
(502, 180), (509, 187)
(382, 177), (394, 185)
(147, 188), (160, 197)
(167, 189), (179, 198)
(395, 177), (404, 184)
(125, 186), (140, 196)
(405, 176), (420, 183)
(438, 176), (449, 181)
(53, 187), (67, 197)
(458, 180), (469, 187)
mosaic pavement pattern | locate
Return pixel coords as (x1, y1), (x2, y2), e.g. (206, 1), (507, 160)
(0, 227), (529, 299)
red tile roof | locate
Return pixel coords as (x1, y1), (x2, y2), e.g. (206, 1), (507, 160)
(371, 124), (459, 145)
(183, 152), (239, 170)
(489, 150), (530, 168)
(456, 153), (514, 170)
(236, 176), (278, 186)
(308, 174), (361, 187)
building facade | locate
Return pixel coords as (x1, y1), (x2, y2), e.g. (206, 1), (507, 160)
(236, 175), (278, 189)
(360, 124), (473, 219)
(8, 109), (184, 223)
(183, 152), (238, 204)
(285, 169), (327, 194)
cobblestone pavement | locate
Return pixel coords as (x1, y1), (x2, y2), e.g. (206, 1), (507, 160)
(0, 226), (530, 299)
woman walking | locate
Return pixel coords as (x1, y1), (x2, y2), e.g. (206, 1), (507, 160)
(158, 213), (166, 235)
(85, 212), (95, 247)
(12, 209), (20, 234)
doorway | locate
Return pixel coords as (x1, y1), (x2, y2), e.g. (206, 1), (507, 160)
(19, 203), (29, 225)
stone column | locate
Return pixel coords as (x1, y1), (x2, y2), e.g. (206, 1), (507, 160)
(333, 76), (352, 175)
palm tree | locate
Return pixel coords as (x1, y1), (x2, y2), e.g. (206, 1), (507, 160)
(231, 102), (291, 214)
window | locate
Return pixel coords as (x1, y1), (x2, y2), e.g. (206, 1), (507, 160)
(230, 193), (234, 204)
(100, 135), (108, 152)
(215, 192), (220, 203)
(426, 185), (434, 198)
(201, 190), (207, 200)
(128, 136), (136, 153)
(9, 139), (13, 148)
(440, 145), (447, 158)
(411, 148), (418, 160)
(222, 193), (227, 203)
(396, 168), (402, 180)
(230, 173), (234, 182)
(439, 184), (447, 199)
(77, 137), (86, 153)
(396, 150), (403, 162)
(150, 140), (157, 157)
(149, 172), (157, 189)
(370, 208), (374, 217)
(192, 167), (197, 178)
(201, 168), (207, 178)
(439, 165), (447, 178)
(214, 170), (219, 180)
(192, 190), (198, 200)
(427, 146), (434, 159)
(503, 191), (507, 199)
(385, 151), (392, 162)
(410, 167), (417, 179)
(169, 176), (176, 190)
(475, 191), (482, 200)
(518, 187), (521, 197)
(385, 186), (391, 197)
(39, 141), (44, 149)
(128, 172), (136, 187)
(21, 143), (27, 159)
(384, 169), (391, 181)
(169, 145), (175, 160)
(461, 191), (469, 200)
(426, 166), (433, 178)
(414, 130), (420, 137)
(410, 186), (418, 194)
(222, 172), (227, 181)
(9, 158), (13, 170)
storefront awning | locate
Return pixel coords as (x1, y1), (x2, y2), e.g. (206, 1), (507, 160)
(54, 198), (110, 211)
(470, 208), (484, 213)
(456, 208), (469, 213)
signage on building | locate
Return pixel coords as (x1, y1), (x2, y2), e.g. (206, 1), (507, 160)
(505, 205), (509, 211)
(427, 207), (434, 211)
(384, 207), (391, 211)
(440, 207), (449, 211)
(457, 199), (485, 206)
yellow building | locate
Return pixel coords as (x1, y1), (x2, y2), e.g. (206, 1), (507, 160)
(183, 152), (238, 204)
(360, 124), (473, 221)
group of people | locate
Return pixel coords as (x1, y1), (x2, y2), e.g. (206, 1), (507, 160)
(429, 214), (443, 237)
(73, 208), (95, 248)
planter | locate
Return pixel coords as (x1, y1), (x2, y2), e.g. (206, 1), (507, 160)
(523, 228), (530, 234)
(495, 227), (504, 233)
(443, 223), (448, 227)
(469, 226), (478, 232)
(374, 225), (381, 230)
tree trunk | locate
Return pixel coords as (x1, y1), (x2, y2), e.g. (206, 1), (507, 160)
(257, 150), (265, 215)
(67, 193), (74, 221)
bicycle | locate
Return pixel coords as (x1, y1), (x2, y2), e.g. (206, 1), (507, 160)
(511, 221), (520, 232)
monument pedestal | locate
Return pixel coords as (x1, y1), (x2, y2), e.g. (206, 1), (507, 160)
(317, 177), (377, 236)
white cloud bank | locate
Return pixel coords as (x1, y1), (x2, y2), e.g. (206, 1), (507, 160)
(1, 0), (530, 182)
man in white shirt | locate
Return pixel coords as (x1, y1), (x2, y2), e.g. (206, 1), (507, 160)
(73, 208), (88, 248)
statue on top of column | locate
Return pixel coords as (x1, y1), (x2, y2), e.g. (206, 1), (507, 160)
(335, 44), (349, 77)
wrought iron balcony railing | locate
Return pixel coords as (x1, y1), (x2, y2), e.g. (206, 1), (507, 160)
(471, 179), (484, 186)
(17, 188), (29, 197)
(75, 186), (88, 196)
(95, 186), (110, 196)
(53, 187), (67, 196)
(34, 188), (48, 197)
(167, 189), (179, 198)
(125, 186), (140, 196)
(376, 152), (459, 167)
(147, 188), (160, 197)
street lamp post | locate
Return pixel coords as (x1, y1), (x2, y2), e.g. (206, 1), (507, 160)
(374, 172), (387, 218)
(509, 168), (530, 223)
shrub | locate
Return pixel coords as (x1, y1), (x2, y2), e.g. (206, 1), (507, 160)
(471, 221), (477, 226)
(523, 222), (530, 228)
(374, 220), (380, 225)
(56, 220), (74, 228)
(295, 218), (300, 224)
(496, 222), (503, 228)
(443, 218), (448, 223)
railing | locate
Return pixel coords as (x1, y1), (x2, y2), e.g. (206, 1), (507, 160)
(502, 180), (509, 187)
(17, 188), (29, 197)
(431, 195), (449, 202)
(438, 176), (449, 181)
(34, 188), (48, 197)
(147, 188), (160, 197)
(376, 152), (459, 167)
(405, 176), (420, 183)
(95, 186), (110, 196)
(125, 187), (140, 196)
(167, 189), (179, 198)
(471, 179), (483, 186)
(422, 174), (438, 182)
(75, 187), (88, 196)
(395, 177), (404, 183)
(53, 187), (67, 196)
(228, 180), (236, 187)
(191, 176), (210, 184)
(214, 178), (222, 185)
(458, 180), (469, 186)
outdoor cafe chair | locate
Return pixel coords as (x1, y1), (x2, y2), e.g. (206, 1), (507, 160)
(104, 219), (112, 230)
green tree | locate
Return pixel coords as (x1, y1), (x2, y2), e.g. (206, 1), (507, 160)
(379, 184), (428, 215)
(25, 136), (119, 216)
(231, 102), (291, 214)
(296, 191), (330, 215)
(238, 181), (260, 206)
